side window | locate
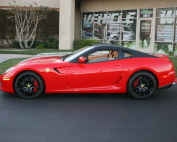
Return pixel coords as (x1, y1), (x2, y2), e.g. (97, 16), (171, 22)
(86, 50), (119, 63)
(123, 51), (133, 58)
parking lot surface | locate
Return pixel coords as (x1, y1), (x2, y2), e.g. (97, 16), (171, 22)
(0, 85), (177, 142)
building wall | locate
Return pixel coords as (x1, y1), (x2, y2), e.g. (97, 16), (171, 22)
(59, 0), (75, 50)
(0, 0), (59, 8)
(75, 1), (81, 40)
(81, 0), (177, 12)
(80, 0), (177, 54)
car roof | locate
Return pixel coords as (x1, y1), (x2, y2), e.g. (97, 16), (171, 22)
(91, 43), (157, 58)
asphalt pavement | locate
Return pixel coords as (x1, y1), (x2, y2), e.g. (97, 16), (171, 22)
(0, 85), (177, 142)
(0, 52), (177, 142)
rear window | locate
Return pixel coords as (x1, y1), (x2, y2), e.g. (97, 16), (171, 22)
(123, 52), (133, 58)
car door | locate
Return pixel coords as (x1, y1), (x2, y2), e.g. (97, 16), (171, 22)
(67, 60), (124, 89)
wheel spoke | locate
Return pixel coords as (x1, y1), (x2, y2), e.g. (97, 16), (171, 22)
(15, 72), (44, 99)
(17, 75), (40, 96)
(30, 76), (35, 83)
(132, 75), (155, 97)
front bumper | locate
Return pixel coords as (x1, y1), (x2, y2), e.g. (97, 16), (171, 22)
(0, 74), (14, 93)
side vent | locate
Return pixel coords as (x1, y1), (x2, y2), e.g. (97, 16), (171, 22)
(54, 68), (61, 74)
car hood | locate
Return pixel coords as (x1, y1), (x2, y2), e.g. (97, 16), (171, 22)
(19, 56), (64, 64)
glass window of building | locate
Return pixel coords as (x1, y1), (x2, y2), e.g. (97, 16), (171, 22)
(155, 7), (176, 54)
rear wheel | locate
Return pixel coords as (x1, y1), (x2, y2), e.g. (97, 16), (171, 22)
(127, 72), (157, 99)
(14, 71), (44, 99)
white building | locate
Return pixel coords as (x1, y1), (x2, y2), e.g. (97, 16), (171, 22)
(1, 0), (177, 54)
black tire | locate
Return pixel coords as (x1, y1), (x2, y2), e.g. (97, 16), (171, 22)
(127, 72), (157, 99)
(14, 71), (44, 99)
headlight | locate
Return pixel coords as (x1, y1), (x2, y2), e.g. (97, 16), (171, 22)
(2, 67), (15, 75)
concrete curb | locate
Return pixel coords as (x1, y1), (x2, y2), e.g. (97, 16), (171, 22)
(0, 59), (7, 63)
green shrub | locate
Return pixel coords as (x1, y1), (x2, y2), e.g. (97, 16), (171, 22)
(73, 39), (101, 50)
(50, 9), (58, 13)
(12, 40), (42, 48)
(73, 39), (83, 50)
(36, 44), (45, 50)
(41, 41), (48, 48)
(48, 37), (55, 42)
(168, 51), (174, 56)
(80, 39), (101, 48)
(12, 40), (20, 48)
(47, 42), (54, 48)
(28, 40), (42, 48)
(53, 39), (59, 49)
(39, 38), (59, 49)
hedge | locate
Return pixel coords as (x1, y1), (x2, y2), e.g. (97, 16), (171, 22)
(73, 39), (101, 50)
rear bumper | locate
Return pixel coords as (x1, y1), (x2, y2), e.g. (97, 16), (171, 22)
(0, 75), (2, 90)
(158, 82), (175, 90)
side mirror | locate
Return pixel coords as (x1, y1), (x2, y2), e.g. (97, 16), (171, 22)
(78, 56), (86, 63)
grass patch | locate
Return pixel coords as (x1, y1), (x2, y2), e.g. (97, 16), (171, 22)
(169, 56), (177, 76)
(0, 58), (29, 74)
(0, 49), (74, 55)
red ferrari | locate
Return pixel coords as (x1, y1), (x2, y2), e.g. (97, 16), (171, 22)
(0, 43), (176, 99)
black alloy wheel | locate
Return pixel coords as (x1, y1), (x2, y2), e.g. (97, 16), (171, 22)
(14, 71), (44, 99)
(127, 72), (157, 99)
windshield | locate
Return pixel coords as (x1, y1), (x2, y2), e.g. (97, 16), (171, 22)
(64, 46), (94, 62)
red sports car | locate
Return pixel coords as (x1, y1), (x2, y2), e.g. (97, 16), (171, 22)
(0, 43), (176, 99)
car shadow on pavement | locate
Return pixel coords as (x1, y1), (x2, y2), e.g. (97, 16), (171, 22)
(1, 87), (176, 101)
(1, 91), (132, 100)
(43, 92), (132, 100)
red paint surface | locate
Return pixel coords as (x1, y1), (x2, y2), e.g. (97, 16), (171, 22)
(0, 55), (176, 94)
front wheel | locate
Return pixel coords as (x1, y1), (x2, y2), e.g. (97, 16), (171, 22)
(14, 71), (44, 99)
(127, 72), (157, 99)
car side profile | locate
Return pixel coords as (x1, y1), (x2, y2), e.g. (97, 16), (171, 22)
(0, 43), (176, 99)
